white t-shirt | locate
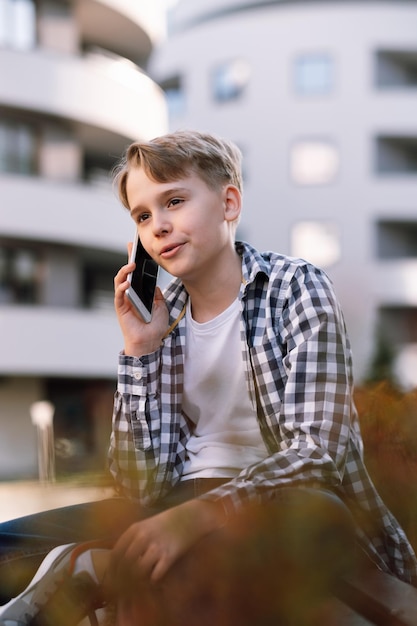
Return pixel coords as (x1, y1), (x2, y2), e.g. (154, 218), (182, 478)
(181, 297), (268, 480)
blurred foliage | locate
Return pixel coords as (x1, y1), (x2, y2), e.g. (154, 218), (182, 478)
(355, 381), (417, 552)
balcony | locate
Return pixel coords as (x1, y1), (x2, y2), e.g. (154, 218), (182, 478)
(76, 0), (166, 57)
(0, 48), (168, 142)
(169, 0), (262, 30)
(0, 173), (132, 250)
(0, 306), (122, 378)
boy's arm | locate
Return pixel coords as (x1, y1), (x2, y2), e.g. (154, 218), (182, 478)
(108, 353), (159, 501)
(109, 252), (178, 501)
(108, 331), (190, 503)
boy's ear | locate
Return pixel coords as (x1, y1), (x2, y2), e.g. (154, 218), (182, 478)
(223, 184), (241, 223)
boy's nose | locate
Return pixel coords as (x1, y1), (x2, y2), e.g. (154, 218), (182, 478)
(153, 216), (172, 236)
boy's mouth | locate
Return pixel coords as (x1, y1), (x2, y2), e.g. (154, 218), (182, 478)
(160, 243), (184, 259)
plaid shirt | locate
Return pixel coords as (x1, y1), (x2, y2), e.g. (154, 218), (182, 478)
(109, 241), (417, 585)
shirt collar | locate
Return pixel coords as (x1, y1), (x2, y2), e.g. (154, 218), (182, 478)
(236, 241), (270, 287)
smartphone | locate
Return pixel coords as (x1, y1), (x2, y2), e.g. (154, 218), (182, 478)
(126, 231), (159, 323)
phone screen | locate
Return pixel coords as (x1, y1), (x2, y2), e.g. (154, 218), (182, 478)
(126, 233), (159, 322)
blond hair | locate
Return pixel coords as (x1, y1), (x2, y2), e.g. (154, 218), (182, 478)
(113, 130), (243, 210)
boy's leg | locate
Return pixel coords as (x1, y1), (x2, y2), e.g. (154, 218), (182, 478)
(1, 485), (357, 625)
(0, 483), (215, 624)
(0, 481), (219, 618)
(115, 487), (357, 626)
(0, 498), (140, 603)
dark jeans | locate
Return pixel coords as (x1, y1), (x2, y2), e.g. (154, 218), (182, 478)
(0, 483), (357, 624)
(0, 479), (226, 603)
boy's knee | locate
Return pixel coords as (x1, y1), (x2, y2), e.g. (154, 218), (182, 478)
(157, 488), (356, 625)
(272, 487), (356, 571)
(221, 487), (356, 581)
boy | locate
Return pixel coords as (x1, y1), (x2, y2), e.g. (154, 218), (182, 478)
(1, 130), (416, 625)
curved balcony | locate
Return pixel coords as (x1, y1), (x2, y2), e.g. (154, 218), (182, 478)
(171, 0), (417, 32)
(0, 48), (168, 142)
(0, 173), (132, 251)
(171, 0), (269, 29)
(0, 306), (122, 378)
(76, 0), (166, 57)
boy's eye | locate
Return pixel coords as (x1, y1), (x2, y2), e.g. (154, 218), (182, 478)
(168, 197), (182, 208)
(137, 212), (150, 223)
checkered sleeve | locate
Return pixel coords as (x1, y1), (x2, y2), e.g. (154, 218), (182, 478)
(108, 352), (160, 502)
(108, 319), (191, 505)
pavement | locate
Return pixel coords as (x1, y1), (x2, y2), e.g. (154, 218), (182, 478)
(0, 479), (114, 523)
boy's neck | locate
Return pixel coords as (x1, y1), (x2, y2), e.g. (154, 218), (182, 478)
(184, 250), (242, 324)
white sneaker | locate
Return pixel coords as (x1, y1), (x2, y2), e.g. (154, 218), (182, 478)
(0, 543), (104, 626)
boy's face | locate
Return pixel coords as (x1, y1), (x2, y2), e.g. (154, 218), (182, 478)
(126, 166), (240, 285)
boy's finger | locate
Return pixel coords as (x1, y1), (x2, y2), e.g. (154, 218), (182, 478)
(154, 286), (164, 301)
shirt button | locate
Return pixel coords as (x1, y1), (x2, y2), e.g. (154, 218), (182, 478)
(133, 372), (141, 380)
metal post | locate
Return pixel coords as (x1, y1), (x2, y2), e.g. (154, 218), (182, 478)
(30, 400), (56, 484)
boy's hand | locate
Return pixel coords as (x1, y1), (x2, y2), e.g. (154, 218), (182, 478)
(109, 499), (226, 586)
(114, 244), (169, 356)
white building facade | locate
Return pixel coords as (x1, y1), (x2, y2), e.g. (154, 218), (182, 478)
(0, 0), (168, 479)
(150, 0), (417, 389)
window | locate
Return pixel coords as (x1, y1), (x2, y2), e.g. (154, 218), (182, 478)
(82, 265), (117, 310)
(291, 221), (341, 268)
(160, 75), (186, 118)
(378, 306), (417, 346)
(0, 243), (41, 304)
(81, 251), (125, 310)
(377, 306), (417, 390)
(294, 54), (333, 95)
(0, 0), (36, 49)
(83, 151), (116, 186)
(376, 220), (417, 259)
(0, 120), (38, 175)
(290, 140), (339, 185)
(46, 378), (115, 477)
(212, 59), (251, 102)
(376, 136), (417, 175)
(375, 50), (417, 89)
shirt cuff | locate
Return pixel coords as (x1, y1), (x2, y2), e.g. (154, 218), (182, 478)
(117, 351), (150, 395)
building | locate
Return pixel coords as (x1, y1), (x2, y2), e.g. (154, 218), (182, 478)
(150, 0), (417, 389)
(0, 0), (168, 479)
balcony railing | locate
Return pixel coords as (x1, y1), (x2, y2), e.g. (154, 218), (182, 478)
(0, 305), (122, 378)
(0, 48), (168, 142)
(0, 173), (132, 250)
